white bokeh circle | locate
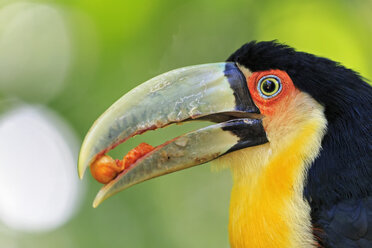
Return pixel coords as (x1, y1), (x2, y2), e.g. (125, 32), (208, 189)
(0, 105), (83, 232)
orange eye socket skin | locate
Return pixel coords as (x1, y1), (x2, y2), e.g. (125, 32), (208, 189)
(247, 69), (297, 116)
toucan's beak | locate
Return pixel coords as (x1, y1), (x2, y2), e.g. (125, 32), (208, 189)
(78, 62), (268, 207)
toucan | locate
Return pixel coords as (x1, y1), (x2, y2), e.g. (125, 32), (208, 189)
(78, 41), (372, 248)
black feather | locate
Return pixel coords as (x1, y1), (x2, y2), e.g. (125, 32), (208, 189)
(227, 40), (372, 247)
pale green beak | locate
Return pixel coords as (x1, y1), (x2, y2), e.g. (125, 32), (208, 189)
(78, 62), (268, 207)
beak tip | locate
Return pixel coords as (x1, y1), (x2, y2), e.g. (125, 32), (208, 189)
(77, 160), (86, 180)
(78, 171), (84, 180)
(93, 190), (107, 208)
(78, 146), (90, 180)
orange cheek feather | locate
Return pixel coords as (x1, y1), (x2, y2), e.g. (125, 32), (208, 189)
(247, 69), (297, 116)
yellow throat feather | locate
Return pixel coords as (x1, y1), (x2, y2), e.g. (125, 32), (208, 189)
(216, 91), (327, 248)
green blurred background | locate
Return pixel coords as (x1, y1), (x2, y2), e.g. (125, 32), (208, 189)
(0, 0), (371, 247)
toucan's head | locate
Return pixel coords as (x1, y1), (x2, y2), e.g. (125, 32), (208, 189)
(78, 41), (372, 246)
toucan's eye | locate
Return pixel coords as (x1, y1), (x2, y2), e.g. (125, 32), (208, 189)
(257, 75), (282, 98)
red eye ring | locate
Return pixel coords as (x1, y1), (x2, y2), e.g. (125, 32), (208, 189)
(246, 69), (296, 116)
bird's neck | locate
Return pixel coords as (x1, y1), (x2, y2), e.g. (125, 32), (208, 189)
(227, 117), (326, 248)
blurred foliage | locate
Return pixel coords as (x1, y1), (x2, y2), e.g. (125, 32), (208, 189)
(0, 0), (371, 247)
